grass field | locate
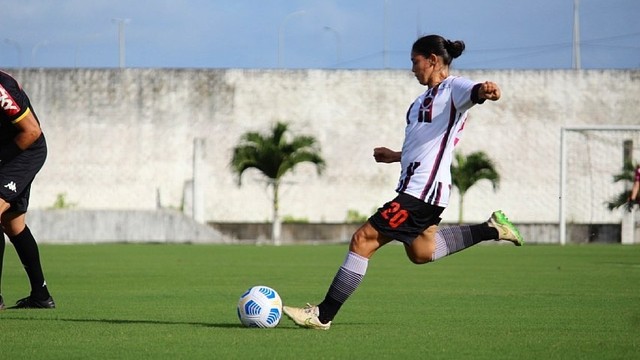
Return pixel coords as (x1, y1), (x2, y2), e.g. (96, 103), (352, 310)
(1, 243), (639, 359)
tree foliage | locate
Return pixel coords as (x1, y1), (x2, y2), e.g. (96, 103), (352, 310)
(230, 122), (325, 244)
(606, 160), (637, 211)
(451, 151), (500, 223)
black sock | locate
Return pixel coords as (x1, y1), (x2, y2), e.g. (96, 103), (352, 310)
(9, 226), (50, 300)
(318, 297), (342, 324)
(0, 235), (4, 296)
(470, 223), (499, 241)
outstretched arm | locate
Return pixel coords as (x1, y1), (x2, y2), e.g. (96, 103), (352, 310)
(373, 147), (401, 163)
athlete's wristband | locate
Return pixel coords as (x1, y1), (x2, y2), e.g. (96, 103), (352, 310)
(0, 142), (23, 164)
(471, 83), (487, 104)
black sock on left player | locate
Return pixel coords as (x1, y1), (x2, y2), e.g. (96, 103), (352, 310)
(318, 251), (368, 324)
(0, 235), (4, 304)
(9, 226), (51, 300)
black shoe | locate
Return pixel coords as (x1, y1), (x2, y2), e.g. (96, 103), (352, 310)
(9, 296), (56, 309)
(0, 295), (5, 310)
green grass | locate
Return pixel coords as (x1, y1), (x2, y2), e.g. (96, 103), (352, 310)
(1, 243), (639, 359)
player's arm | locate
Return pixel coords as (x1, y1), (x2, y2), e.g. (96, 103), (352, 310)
(0, 108), (42, 164)
(630, 179), (640, 202)
(373, 147), (401, 163)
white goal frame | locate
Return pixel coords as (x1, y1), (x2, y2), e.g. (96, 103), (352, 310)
(559, 125), (640, 245)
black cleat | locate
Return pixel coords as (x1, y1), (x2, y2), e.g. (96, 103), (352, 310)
(9, 296), (56, 309)
(0, 295), (5, 310)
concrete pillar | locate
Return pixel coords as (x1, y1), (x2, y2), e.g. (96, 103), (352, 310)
(192, 138), (206, 223)
(621, 208), (636, 244)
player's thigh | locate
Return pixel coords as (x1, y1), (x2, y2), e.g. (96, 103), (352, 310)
(404, 225), (438, 264)
(0, 198), (10, 217)
(0, 142), (45, 208)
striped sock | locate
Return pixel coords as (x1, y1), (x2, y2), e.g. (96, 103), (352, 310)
(318, 251), (368, 323)
(432, 224), (493, 261)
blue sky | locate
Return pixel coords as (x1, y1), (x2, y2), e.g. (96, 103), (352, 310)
(2, 0), (639, 70)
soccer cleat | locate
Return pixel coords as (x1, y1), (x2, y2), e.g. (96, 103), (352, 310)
(0, 295), (5, 310)
(488, 210), (524, 246)
(9, 296), (56, 309)
(283, 303), (331, 330)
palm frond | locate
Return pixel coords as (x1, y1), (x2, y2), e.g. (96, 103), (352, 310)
(452, 151), (500, 195)
(230, 121), (325, 185)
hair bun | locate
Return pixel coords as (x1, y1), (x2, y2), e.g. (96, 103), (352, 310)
(446, 40), (465, 59)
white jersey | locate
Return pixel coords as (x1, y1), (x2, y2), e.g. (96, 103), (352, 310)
(396, 75), (481, 207)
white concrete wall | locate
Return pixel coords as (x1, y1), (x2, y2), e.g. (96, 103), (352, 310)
(7, 68), (639, 225)
(27, 209), (229, 244)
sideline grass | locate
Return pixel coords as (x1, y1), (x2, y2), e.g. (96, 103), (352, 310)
(1, 243), (639, 359)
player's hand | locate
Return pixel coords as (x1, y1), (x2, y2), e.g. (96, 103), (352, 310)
(478, 81), (501, 101)
(373, 147), (400, 163)
(626, 200), (637, 212)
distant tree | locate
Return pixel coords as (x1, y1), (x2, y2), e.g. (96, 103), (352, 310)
(48, 192), (77, 209)
(606, 160), (637, 211)
(230, 122), (325, 245)
(345, 209), (369, 224)
(451, 151), (500, 224)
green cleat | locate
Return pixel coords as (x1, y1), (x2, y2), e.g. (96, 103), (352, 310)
(283, 304), (331, 330)
(488, 210), (524, 246)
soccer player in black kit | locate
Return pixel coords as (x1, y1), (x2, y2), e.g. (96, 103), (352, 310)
(0, 70), (54, 309)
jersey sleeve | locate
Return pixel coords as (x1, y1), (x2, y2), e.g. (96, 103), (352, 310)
(0, 77), (30, 123)
(450, 76), (479, 113)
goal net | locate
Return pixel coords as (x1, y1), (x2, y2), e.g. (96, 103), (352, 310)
(559, 126), (640, 245)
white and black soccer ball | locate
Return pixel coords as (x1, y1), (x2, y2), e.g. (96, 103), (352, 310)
(237, 285), (282, 328)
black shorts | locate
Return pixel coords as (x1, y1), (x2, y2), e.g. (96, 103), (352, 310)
(368, 192), (444, 245)
(0, 135), (47, 213)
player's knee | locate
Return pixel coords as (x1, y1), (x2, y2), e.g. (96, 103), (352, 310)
(349, 230), (367, 251)
(405, 246), (434, 264)
(349, 228), (377, 258)
(408, 254), (433, 265)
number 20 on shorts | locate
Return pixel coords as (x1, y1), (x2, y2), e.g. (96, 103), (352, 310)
(380, 202), (409, 228)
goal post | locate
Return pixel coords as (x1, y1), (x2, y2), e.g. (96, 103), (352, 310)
(559, 125), (640, 245)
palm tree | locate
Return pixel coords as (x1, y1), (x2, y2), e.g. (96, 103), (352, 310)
(230, 122), (326, 245)
(451, 151), (500, 224)
(606, 161), (637, 211)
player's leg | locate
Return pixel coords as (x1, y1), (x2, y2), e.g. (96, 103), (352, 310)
(0, 200), (9, 310)
(317, 222), (391, 322)
(3, 210), (55, 309)
(284, 193), (437, 329)
(283, 222), (391, 330)
(313, 193), (438, 323)
(0, 135), (52, 308)
(403, 224), (438, 264)
(416, 210), (523, 263)
(0, 236), (4, 310)
(0, 219), (5, 310)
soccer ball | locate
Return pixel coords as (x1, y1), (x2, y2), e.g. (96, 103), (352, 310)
(237, 285), (282, 328)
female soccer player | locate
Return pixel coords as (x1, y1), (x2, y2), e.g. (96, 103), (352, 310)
(0, 70), (55, 309)
(283, 34), (523, 330)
